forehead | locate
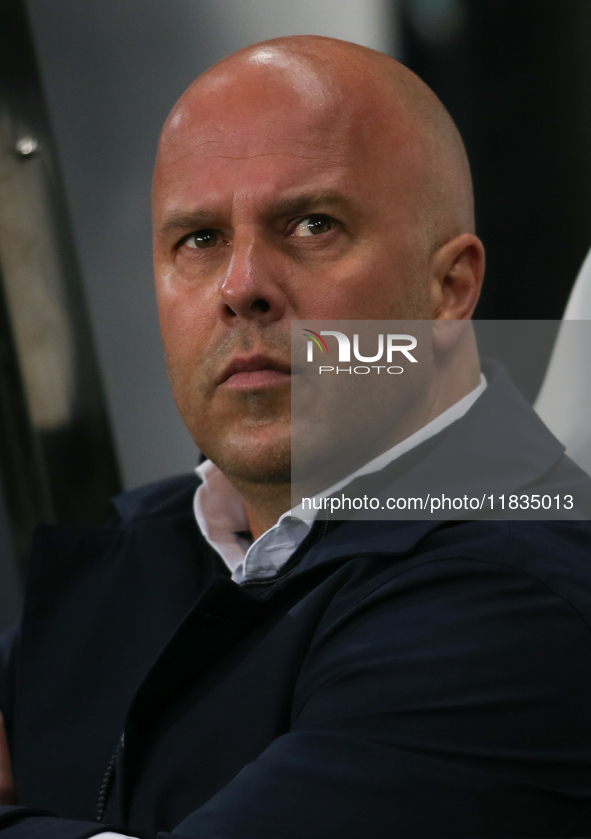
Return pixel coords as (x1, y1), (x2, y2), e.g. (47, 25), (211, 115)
(162, 56), (348, 150)
(159, 77), (354, 172)
(153, 63), (423, 223)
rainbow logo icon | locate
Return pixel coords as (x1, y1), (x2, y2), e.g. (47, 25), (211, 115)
(302, 329), (329, 354)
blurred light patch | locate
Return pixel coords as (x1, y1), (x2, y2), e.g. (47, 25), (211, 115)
(407, 0), (465, 45)
(0, 111), (75, 431)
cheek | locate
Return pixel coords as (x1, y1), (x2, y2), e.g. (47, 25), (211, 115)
(157, 298), (210, 431)
(358, 239), (430, 319)
(157, 284), (213, 367)
(307, 257), (412, 320)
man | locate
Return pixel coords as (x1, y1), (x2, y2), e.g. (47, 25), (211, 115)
(1, 34), (591, 839)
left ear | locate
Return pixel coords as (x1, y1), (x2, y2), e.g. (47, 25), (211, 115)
(429, 233), (485, 320)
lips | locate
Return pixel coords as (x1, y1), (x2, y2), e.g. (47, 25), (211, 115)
(217, 354), (292, 389)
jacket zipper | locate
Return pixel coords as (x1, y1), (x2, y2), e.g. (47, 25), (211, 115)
(96, 733), (123, 821)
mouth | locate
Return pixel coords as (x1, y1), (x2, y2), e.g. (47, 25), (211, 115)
(217, 354), (292, 390)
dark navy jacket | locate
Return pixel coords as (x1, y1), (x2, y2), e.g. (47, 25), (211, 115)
(2, 363), (591, 839)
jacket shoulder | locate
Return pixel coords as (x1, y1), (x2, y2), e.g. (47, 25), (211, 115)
(110, 473), (200, 528)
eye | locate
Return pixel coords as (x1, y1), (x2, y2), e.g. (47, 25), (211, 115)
(184, 229), (221, 249)
(291, 215), (333, 238)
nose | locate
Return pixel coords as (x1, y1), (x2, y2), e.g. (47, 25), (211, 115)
(218, 230), (287, 326)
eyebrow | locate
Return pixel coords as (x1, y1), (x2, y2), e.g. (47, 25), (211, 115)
(159, 209), (218, 236)
(158, 190), (353, 236)
(268, 190), (352, 218)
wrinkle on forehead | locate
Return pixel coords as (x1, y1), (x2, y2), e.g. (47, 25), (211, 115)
(161, 135), (349, 171)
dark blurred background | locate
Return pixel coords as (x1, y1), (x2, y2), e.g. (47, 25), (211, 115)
(0, 0), (590, 627)
(399, 0), (591, 320)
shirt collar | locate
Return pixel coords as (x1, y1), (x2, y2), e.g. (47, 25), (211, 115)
(194, 374), (487, 580)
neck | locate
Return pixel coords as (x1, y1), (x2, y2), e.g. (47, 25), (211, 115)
(237, 483), (292, 542)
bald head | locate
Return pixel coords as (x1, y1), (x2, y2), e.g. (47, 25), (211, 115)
(156, 35), (474, 252)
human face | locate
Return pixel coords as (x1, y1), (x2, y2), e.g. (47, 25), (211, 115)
(152, 63), (432, 485)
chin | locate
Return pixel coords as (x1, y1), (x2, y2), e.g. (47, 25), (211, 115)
(202, 431), (292, 487)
